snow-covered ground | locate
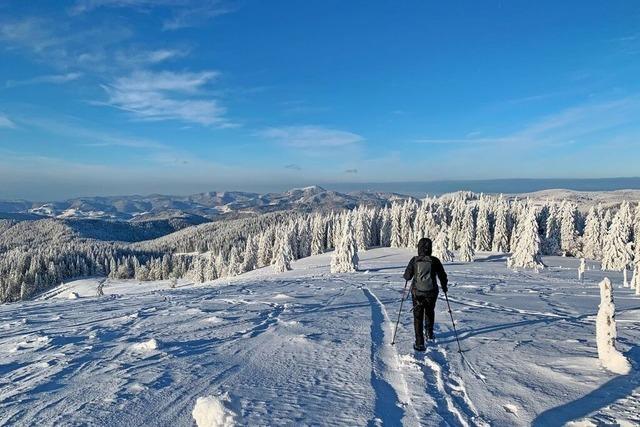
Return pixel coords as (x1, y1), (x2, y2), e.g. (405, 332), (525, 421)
(1, 248), (639, 426)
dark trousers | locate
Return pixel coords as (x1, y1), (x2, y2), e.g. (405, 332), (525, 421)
(412, 294), (437, 346)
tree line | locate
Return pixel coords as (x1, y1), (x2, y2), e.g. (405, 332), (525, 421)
(1, 192), (639, 303)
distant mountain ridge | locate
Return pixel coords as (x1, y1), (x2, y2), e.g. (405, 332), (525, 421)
(0, 186), (412, 222)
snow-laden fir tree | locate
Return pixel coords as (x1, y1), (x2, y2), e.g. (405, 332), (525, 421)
(325, 213), (335, 250)
(331, 213), (359, 273)
(390, 203), (402, 248)
(633, 202), (640, 262)
(560, 201), (579, 256)
(400, 201), (416, 248)
(596, 278), (631, 374)
(310, 214), (326, 256)
(379, 207), (392, 247)
(475, 202), (492, 251)
(582, 205), (603, 260)
(543, 205), (561, 256)
(507, 206), (545, 270)
(601, 203), (633, 278)
(601, 209), (612, 247)
(257, 228), (274, 268)
(457, 206), (475, 263)
(492, 196), (510, 253)
(296, 217), (312, 259)
(332, 213), (344, 249)
(241, 235), (258, 273)
(227, 246), (242, 277)
(508, 198), (524, 252)
(355, 207), (371, 252)
(413, 207), (426, 246)
(433, 230), (454, 262)
(272, 227), (294, 273)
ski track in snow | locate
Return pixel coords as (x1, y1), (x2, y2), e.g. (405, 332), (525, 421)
(1, 248), (639, 426)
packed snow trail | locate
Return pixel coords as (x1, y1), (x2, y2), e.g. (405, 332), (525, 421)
(1, 248), (639, 426)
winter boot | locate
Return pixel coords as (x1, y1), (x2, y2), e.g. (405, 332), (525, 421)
(413, 342), (426, 352)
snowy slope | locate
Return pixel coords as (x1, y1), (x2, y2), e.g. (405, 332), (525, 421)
(1, 248), (639, 426)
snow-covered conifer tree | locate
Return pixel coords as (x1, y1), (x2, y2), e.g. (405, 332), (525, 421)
(379, 207), (392, 247)
(310, 214), (326, 256)
(633, 203), (640, 262)
(227, 247), (242, 277)
(241, 235), (258, 273)
(390, 203), (402, 248)
(602, 204), (634, 277)
(507, 207), (544, 270)
(205, 253), (218, 281)
(257, 228), (274, 268)
(433, 230), (454, 262)
(596, 278), (631, 374)
(355, 207), (371, 252)
(457, 206), (475, 263)
(543, 205), (561, 256)
(492, 196), (509, 253)
(331, 213), (359, 273)
(273, 228), (293, 273)
(560, 201), (579, 256)
(582, 205), (603, 260)
(475, 202), (492, 251)
(400, 201), (415, 247)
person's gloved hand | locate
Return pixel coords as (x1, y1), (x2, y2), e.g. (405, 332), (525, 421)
(442, 284), (448, 294)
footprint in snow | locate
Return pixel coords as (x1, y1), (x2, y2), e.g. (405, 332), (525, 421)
(503, 404), (519, 416)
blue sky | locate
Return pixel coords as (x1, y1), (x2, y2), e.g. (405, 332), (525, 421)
(1, 0), (639, 199)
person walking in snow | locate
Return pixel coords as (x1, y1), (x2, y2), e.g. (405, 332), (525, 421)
(403, 238), (448, 351)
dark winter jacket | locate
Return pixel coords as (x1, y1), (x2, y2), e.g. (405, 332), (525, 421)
(403, 238), (448, 296)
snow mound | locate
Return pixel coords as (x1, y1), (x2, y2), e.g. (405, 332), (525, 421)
(192, 394), (238, 427)
(130, 338), (160, 352)
(68, 292), (80, 299)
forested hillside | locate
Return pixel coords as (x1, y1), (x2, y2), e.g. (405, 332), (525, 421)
(1, 191), (639, 304)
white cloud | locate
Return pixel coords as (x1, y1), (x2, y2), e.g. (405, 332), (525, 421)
(5, 72), (82, 88)
(260, 125), (364, 148)
(102, 70), (231, 126)
(69, 0), (232, 30)
(0, 114), (15, 128)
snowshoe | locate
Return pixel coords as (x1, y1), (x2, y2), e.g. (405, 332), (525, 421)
(413, 343), (426, 352)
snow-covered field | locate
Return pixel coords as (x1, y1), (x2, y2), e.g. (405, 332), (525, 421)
(1, 248), (639, 426)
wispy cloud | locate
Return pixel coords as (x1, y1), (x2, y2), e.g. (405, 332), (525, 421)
(344, 168), (358, 174)
(284, 163), (302, 170)
(0, 114), (15, 129)
(101, 70), (232, 126)
(5, 72), (82, 88)
(415, 138), (515, 145)
(260, 125), (364, 148)
(0, 17), (186, 73)
(69, 0), (233, 30)
(417, 96), (640, 149)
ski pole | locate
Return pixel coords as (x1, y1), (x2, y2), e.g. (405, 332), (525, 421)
(391, 280), (409, 345)
(444, 291), (463, 353)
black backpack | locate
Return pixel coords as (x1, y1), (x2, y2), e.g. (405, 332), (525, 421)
(414, 256), (435, 296)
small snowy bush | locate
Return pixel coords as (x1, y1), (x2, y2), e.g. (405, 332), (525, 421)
(192, 394), (238, 427)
